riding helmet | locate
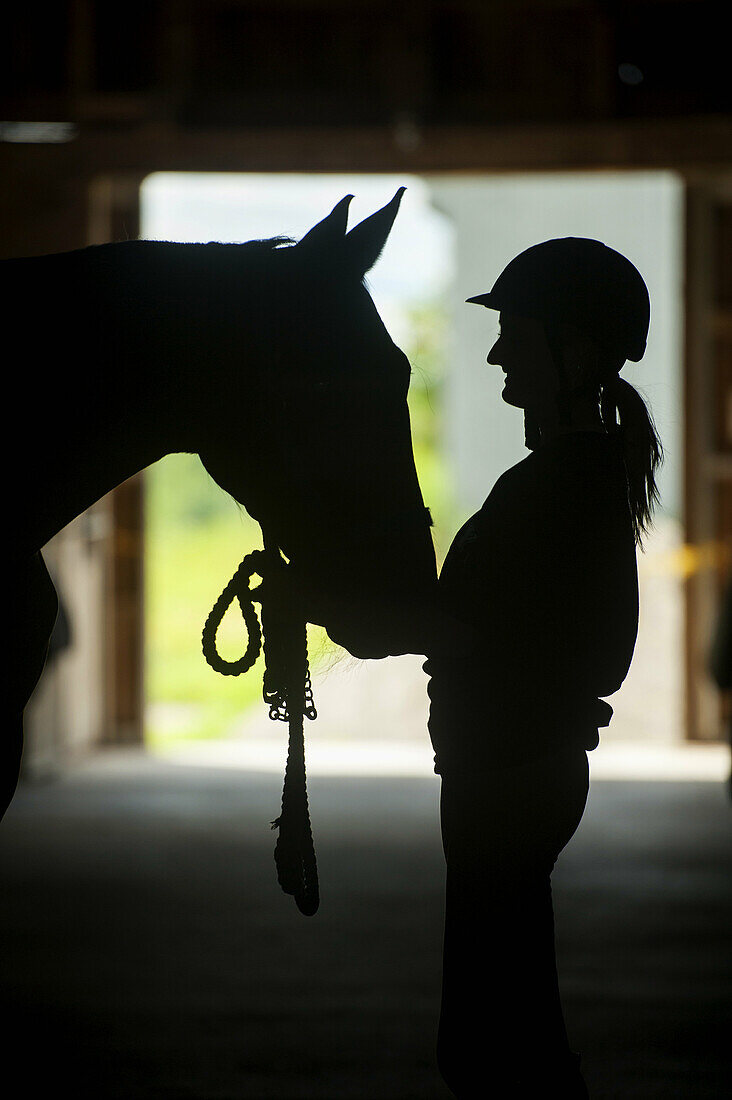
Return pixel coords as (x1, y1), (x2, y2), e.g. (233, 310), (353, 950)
(466, 237), (650, 362)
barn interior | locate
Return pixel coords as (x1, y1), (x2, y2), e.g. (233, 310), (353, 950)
(3, 4), (731, 1098)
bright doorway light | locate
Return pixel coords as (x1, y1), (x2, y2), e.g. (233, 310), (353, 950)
(140, 173), (454, 758)
(140, 170), (687, 780)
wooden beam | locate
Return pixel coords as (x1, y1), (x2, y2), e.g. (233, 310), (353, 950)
(2, 116), (731, 183)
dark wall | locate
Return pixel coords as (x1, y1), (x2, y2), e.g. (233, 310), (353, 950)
(4, 1), (731, 130)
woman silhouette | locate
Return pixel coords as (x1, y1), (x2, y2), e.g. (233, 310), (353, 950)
(424, 239), (662, 1097)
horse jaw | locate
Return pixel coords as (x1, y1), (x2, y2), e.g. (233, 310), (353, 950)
(304, 589), (437, 660)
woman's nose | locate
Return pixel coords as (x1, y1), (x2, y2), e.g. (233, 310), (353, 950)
(486, 337), (501, 365)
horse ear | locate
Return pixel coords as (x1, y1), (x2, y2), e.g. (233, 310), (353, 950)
(343, 187), (406, 276)
(297, 194), (353, 251)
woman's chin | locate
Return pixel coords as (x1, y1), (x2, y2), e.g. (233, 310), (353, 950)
(501, 385), (525, 409)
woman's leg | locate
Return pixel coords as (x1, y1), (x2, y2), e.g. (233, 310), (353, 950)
(436, 748), (589, 1097)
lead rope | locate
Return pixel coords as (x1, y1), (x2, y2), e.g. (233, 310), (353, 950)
(201, 543), (319, 916)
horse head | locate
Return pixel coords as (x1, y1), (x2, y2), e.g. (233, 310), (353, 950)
(199, 189), (438, 659)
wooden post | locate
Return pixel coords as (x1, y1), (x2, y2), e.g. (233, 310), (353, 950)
(89, 175), (147, 746)
(683, 174), (732, 741)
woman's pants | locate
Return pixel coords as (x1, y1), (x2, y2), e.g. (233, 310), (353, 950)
(437, 745), (590, 1097)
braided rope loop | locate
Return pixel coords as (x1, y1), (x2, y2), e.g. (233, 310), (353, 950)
(203, 544), (319, 916)
(201, 552), (265, 675)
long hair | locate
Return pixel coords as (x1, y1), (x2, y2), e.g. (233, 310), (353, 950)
(601, 373), (663, 549)
(542, 319), (663, 550)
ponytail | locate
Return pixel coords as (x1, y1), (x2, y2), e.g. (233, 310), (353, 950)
(601, 374), (663, 549)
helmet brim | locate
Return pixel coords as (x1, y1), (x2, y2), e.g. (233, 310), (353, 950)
(465, 293), (495, 307)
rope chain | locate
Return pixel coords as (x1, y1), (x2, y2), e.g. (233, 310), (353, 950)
(201, 545), (319, 916)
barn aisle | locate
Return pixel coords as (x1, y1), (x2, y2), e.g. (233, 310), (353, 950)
(1, 745), (729, 1099)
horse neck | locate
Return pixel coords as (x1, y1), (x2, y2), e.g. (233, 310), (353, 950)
(14, 241), (201, 553)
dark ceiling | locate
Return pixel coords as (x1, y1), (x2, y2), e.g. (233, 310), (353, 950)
(4, 1), (731, 130)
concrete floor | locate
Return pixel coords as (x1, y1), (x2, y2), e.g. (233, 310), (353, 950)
(1, 748), (730, 1099)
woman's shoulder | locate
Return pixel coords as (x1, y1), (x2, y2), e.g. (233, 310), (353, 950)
(496, 431), (623, 491)
(475, 431), (629, 537)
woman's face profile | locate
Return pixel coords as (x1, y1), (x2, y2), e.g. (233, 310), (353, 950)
(487, 312), (559, 412)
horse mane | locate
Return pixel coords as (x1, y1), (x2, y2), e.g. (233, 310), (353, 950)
(241, 235), (295, 253)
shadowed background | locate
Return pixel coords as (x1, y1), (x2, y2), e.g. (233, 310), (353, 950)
(3, 4), (731, 1097)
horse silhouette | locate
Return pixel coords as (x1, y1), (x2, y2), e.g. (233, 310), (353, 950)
(8, 188), (438, 818)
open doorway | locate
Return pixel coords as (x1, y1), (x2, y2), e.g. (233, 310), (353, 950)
(430, 172), (685, 753)
(138, 169), (689, 776)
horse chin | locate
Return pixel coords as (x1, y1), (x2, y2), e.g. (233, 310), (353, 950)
(303, 604), (389, 658)
(300, 582), (431, 659)
(325, 628), (393, 661)
(322, 605), (424, 660)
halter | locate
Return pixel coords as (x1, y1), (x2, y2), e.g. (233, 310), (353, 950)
(202, 532), (319, 916)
